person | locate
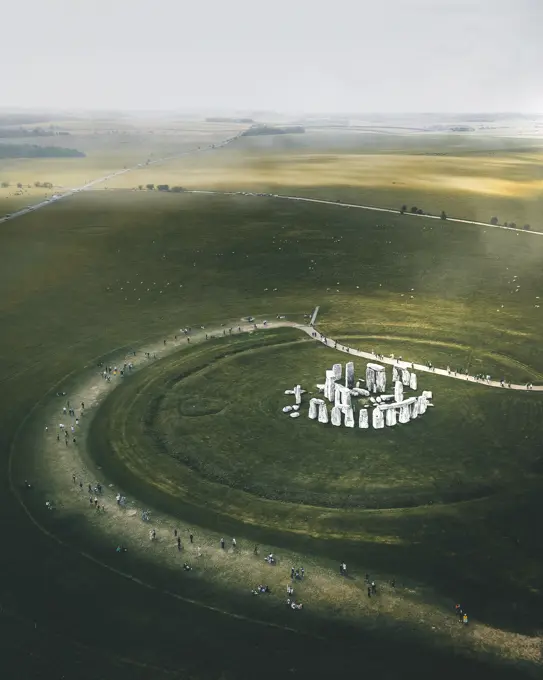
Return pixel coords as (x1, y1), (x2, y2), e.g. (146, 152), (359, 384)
(220, 538), (225, 549)
(287, 584), (293, 596)
(183, 563), (192, 571)
(189, 532), (193, 544)
(463, 613), (468, 626)
(253, 544), (259, 555)
(232, 538), (237, 549)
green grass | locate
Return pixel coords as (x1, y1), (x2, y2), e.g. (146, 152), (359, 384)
(2, 132), (543, 680)
(93, 328), (543, 515)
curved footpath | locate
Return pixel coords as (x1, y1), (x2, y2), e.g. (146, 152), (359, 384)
(12, 316), (542, 671)
(295, 321), (543, 391)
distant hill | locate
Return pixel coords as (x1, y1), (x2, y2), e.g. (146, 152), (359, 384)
(0, 126), (71, 138)
(241, 125), (305, 137)
(0, 144), (85, 159)
(206, 117), (255, 124)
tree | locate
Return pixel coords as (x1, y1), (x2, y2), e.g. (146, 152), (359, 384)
(171, 186), (185, 193)
(410, 206), (418, 213)
(440, 210), (447, 220)
(157, 184), (170, 192)
(138, 185), (143, 191)
(146, 184), (154, 190)
(417, 208), (423, 215)
(490, 216), (498, 225)
(523, 224), (531, 231)
(400, 205), (407, 214)
(1, 181), (9, 188)
(17, 182), (22, 188)
(510, 222), (517, 229)
(35, 181), (42, 187)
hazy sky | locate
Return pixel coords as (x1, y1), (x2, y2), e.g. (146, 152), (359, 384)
(3, 0), (542, 113)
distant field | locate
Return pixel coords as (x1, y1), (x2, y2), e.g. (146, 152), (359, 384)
(98, 131), (543, 227)
(0, 119), (243, 214)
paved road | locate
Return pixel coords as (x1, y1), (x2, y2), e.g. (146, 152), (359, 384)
(0, 133), (243, 225)
(185, 189), (543, 237)
(290, 322), (543, 392)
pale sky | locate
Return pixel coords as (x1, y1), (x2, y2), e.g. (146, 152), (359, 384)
(3, 0), (542, 113)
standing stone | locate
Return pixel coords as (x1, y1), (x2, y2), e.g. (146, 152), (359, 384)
(333, 363), (342, 380)
(392, 366), (400, 382)
(385, 408), (397, 427)
(399, 404), (411, 424)
(422, 391), (433, 400)
(345, 362), (355, 389)
(372, 408), (385, 429)
(308, 399), (318, 420)
(411, 399), (419, 419)
(318, 402), (329, 424)
(409, 373), (417, 391)
(366, 365), (376, 393)
(359, 408), (369, 429)
(366, 363), (386, 394)
(335, 384), (352, 408)
(394, 381), (404, 403)
(331, 406), (342, 426)
(295, 384), (302, 405)
(344, 406), (355, 428)
(401, 369), (411, 386)
(375, 366), (386, 394)
(325, 370), (336, 402)
(418, 395), (427, 415)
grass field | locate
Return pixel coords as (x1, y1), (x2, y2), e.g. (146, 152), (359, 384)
(1, 123), (543, 679)
(95, 329), (543, 512)
(100, 130), (543, 227)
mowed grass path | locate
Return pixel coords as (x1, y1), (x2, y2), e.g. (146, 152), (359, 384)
(2, 188), (543, 679)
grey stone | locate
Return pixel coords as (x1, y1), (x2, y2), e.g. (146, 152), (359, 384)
(331, 406), (342, 426)
(409, 373), (417, 390)
(344, 406), (355, 428)
(359, 409), (369, 429)
(345, 362), (355, 388)
(308, 399), (318, 419)
(385, 408), (397, 426)
(333, 363), (342, 380)
(318, 402), (329, 424)
(372, 408), (385, 429)
(401, 369), (411, 386)
(394, 381), (404, 403)
(290, 411), (301, 418)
